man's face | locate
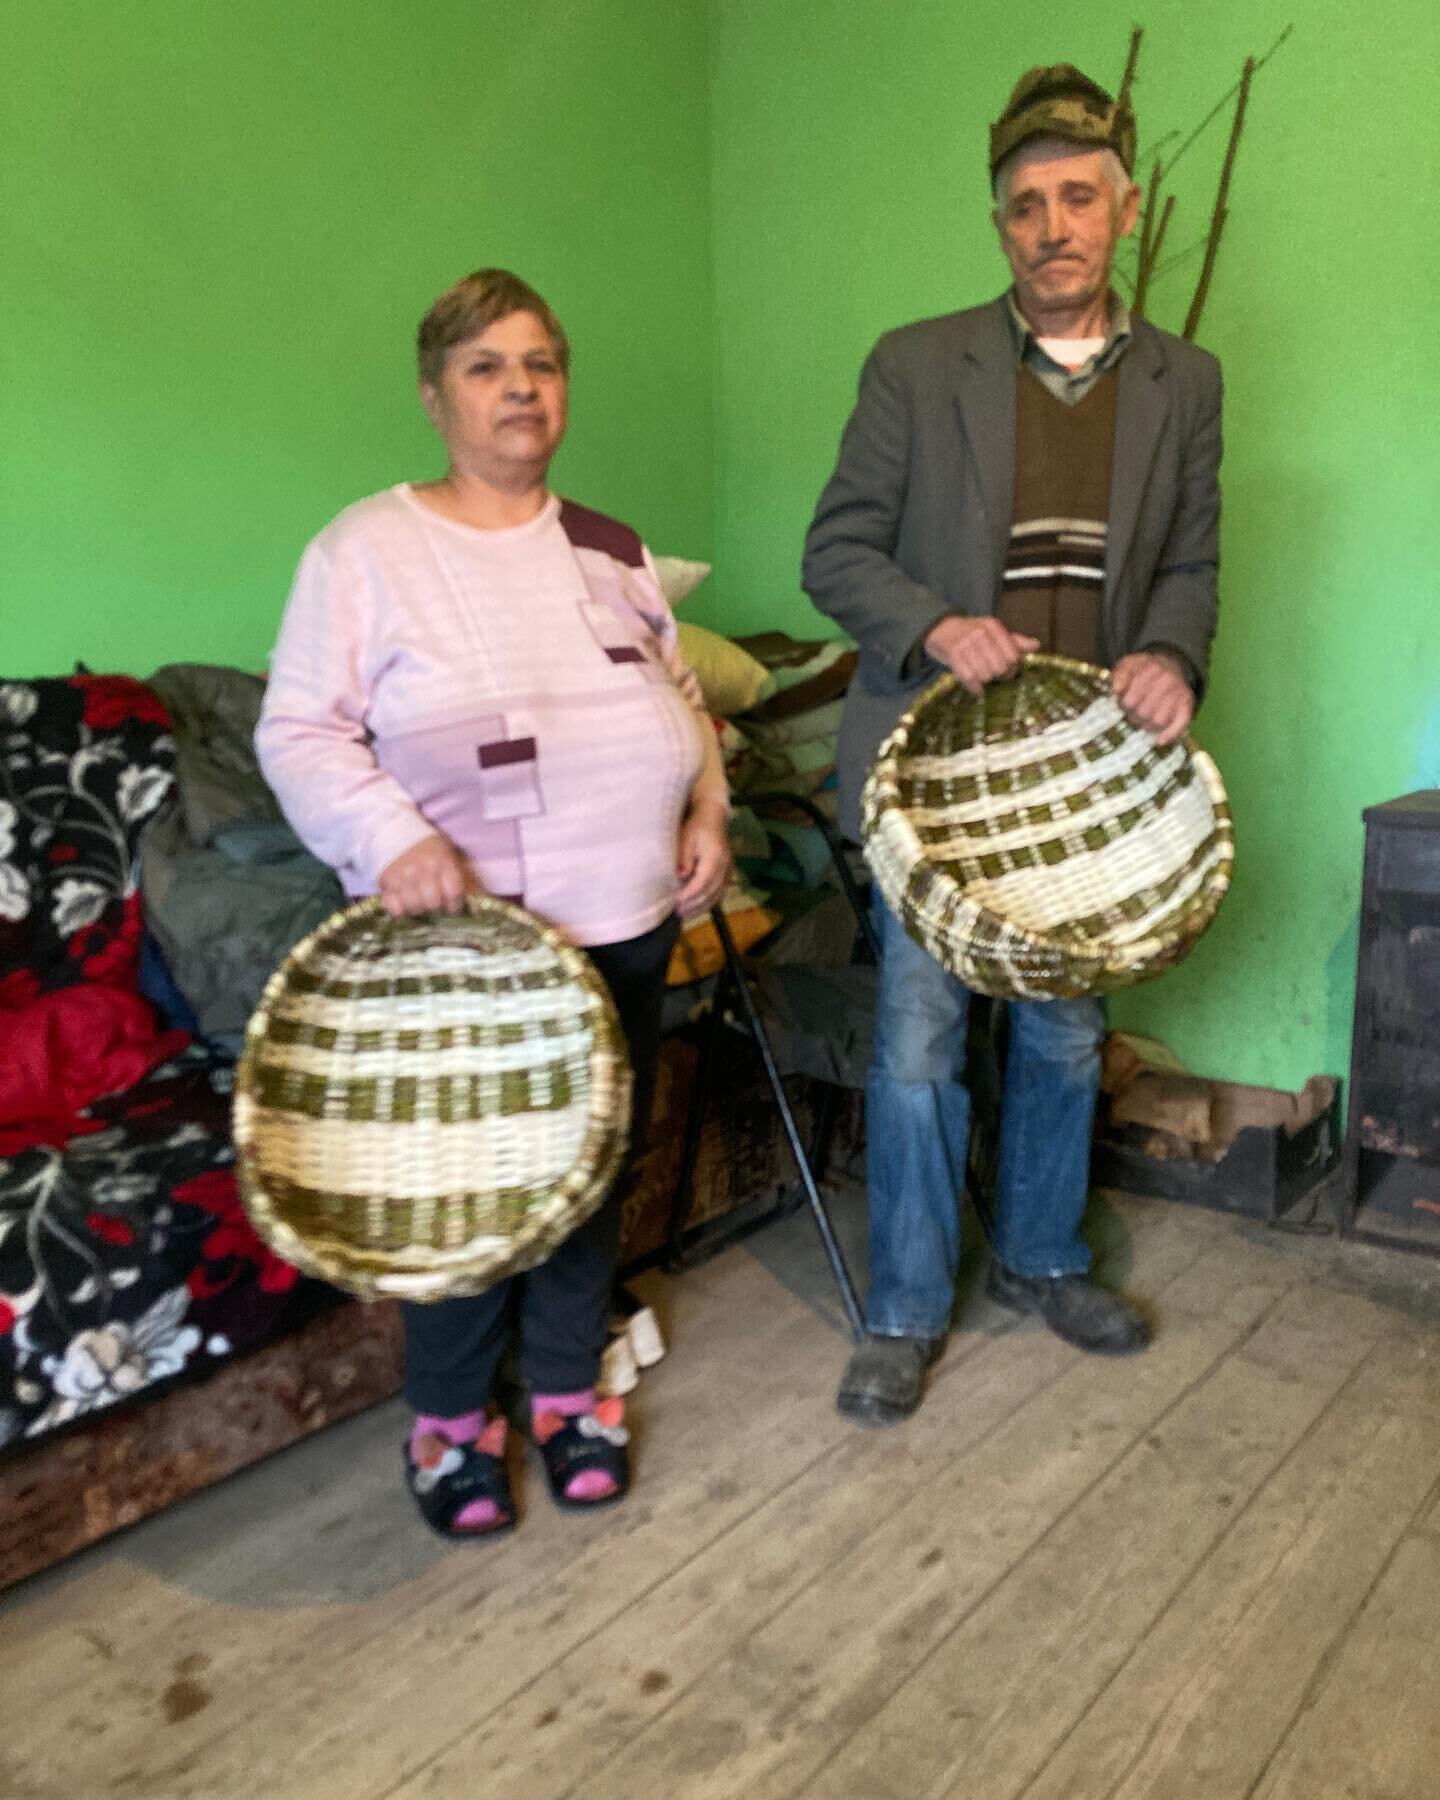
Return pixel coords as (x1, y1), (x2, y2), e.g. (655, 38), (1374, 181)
(993, 143), (1140, 323)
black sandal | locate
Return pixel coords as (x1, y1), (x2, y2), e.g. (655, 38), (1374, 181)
(404, 1432), (517, 1540)
(533, 1403), (631, 1511)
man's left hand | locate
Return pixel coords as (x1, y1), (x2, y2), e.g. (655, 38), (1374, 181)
(676, 801), (732, 918)
(1111, 652), (1195, 746)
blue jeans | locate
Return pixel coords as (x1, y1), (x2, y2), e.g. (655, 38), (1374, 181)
(864, 892), (1104, 1338)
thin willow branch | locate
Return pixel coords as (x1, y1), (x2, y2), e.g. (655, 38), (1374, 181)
(1159, 23), (1292, 183)
(1182, 208), (1228, 341)
(1134, 166), (1159, 293)
(1133, 127), (1181, 169)
(1133, 193), (1174, 315)
(1131, 154), (1163, 318)
(1184, 54), (1255, 339)
(1117, 26), (1143, 113)
(1151, 230), (1214, 280)
(1112, 236), (1142, 303)
(1148, 193), (1176, 270)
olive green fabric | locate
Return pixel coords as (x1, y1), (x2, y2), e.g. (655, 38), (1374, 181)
(989, 63), (1137, 179)
(139, 663), (344, 1037)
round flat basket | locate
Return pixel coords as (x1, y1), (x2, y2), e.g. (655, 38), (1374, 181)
(234, 896), (631, 1302)
(862, 656), (1234, 1001)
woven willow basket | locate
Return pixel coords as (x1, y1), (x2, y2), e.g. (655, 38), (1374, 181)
(863, 656), (1234, 1001)
(234, 897), (631, 1301)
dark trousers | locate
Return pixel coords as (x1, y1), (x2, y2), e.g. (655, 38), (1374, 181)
(401, 913), (679, 1414)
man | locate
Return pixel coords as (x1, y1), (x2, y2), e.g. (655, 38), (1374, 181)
(802, 65), (1222, 1426)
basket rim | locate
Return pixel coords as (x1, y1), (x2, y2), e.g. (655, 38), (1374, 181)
(232, 894), (631, 1298)
(862, 655), (1235, 973)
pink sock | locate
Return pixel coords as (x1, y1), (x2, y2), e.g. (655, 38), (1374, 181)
(531, 1388), (618, 1501)
(409, 1411), (508, 1531)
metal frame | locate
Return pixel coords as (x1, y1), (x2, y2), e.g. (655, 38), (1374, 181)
(663, 793), (873, 1340)
(653, 792), (1012, 1333)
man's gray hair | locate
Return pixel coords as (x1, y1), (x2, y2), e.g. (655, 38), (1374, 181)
(992, 139), (1133, 211)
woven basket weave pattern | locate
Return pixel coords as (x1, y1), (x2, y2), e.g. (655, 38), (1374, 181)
(863, 657), (1233, 1000)
(234, 898), (631, 1301)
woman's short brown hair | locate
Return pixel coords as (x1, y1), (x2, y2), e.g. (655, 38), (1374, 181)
(416, 269), (570, 387)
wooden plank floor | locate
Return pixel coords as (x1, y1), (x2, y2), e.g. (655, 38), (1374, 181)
(4, 1190), (1440, 1800)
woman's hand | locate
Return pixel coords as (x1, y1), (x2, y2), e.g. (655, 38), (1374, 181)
(377, 834), (479, 917)
(675, 800), (731, 919)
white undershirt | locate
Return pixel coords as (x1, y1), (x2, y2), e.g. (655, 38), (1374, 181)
(1036, 334), (1107, 370)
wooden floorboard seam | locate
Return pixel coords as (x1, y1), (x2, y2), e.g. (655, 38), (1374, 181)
(1008, 1336), (1386, 1800)
(1, 1258), (846, 1795)
(1239, 1459), (1440, 1800)
(424, 1333), (1075, 1800)
(361, 1387), (916, 1800)
(12, 1204), (1361, 1800)
(780, 1286), (1297, 1800)
(803, 1289), (1408, 1800)
(580, 1233), (1265, 1800)
(378, 1230), (1226, 1800)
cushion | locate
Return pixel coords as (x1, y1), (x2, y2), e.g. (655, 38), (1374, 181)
(733, 633), (858, 722)
(733, 696), (846, 750)
(653, 555), (712, 607)
(676, 623), (773, 717)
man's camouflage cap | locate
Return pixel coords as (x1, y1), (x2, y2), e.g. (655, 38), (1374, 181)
(989, 64), (1137, 180)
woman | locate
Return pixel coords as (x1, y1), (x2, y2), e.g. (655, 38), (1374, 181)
(257, 268), (730, 1537)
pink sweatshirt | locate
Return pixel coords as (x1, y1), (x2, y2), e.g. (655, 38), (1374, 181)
(256, 486), (725, 947)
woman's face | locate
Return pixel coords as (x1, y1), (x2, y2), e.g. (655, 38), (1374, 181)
(422, 310), (568, 486)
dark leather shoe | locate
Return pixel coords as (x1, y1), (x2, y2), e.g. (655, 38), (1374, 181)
(986, 1262), (1149, 1356)
(836, 1334), (943, 1428)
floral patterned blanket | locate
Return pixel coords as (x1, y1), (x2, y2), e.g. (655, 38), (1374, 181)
(0, 675), (318, 1451)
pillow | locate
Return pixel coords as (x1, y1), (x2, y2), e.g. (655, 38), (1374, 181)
(653, 555), (712, 608)
(676, 622), (773, 717)
(733, 633), (858, 722)
(730, 734), (839, 800)
(732, 696), (845, 749)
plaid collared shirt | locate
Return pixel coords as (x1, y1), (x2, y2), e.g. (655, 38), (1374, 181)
(1005, 289), (1132, 405)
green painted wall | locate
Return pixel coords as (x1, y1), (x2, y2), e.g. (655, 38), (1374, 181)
(706, 0), (1440, 1092)
(6, 1), (1438, 1094)
(1, 0), (713, 678)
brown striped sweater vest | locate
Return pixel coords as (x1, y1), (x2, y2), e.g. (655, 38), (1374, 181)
(997, 366), (1118, 664)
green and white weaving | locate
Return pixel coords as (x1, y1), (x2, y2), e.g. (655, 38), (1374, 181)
(234, 897), (631, 1301)
(863, 656), (1234, 1000)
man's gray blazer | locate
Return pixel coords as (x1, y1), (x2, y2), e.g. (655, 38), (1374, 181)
(801, 295), (1223, 839)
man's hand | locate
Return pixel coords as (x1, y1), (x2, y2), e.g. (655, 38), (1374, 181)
(924, 615), (1040, 697)
(675, 800), (731, 919)
(1111, 652), (1195, 746)
(377, 833), (479, 917)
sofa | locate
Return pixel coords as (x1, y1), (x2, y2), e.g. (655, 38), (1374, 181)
(0, 634), (861, 1586)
